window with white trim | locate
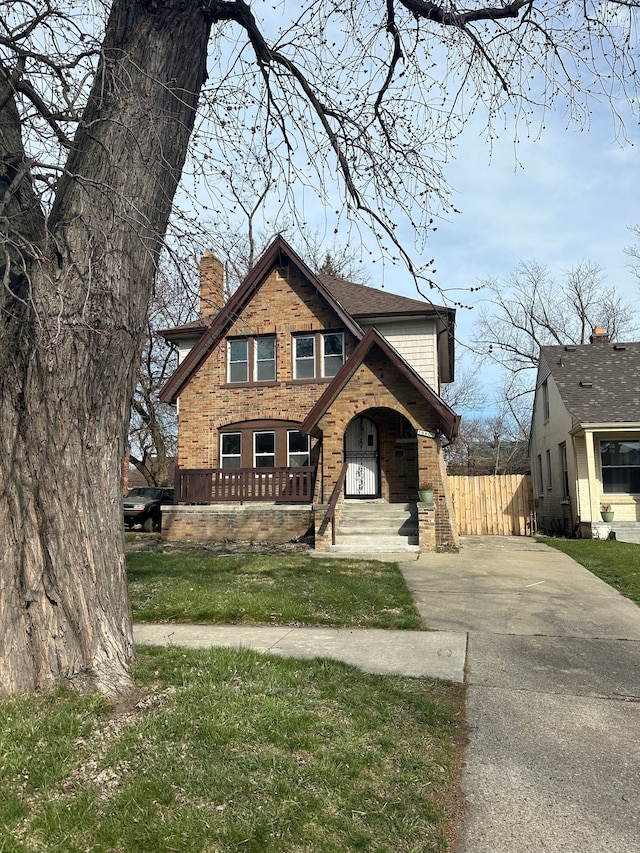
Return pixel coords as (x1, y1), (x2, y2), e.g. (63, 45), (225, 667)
(294, 336), (315, 379)
(220, 433), (241, 468)
(293, 332), (344, 378)
(287, 430), (310, 467)
(254, 431), (276, 467)
(322, 332), (344, 377)
(227, 336), (276, 383)
(601, 440), (640, 493)
(255, 337), (276, 381)
(228, 340), (248, 383)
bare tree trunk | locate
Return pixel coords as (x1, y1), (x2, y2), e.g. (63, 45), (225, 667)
(0, 1), (212, 696)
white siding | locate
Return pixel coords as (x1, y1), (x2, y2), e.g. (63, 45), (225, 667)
(362, 318), (439, 388)
(530, 371), (576, 533)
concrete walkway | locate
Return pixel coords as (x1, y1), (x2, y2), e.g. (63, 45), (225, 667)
(401, 536), (640, 853)
(133, 536), (640, 852)
(132, 623), (467, 682)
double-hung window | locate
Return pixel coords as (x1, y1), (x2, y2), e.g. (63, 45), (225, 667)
(294, 336), (315, 379)
(254, 432), (276, 468)
(256, 337), (276, 381)
(220, 433), (241, 468)
(228, 340), (249, 383)
(227, 336), (276, 383)
(287, 430), (310, 467)
(322, 333), (344, 377)
(293, 332), (344, 378)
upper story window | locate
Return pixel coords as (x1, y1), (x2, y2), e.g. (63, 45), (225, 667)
(227, 336), (276, 383)
(293, 332), (344, 379)
(323, 333), (344, 377)
(542, 380), (550, 421)
(255, 337), (276, 381)
(294, 336), (315, 379)
(228, 340), (248, 382)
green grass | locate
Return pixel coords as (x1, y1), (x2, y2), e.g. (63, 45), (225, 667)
(539, 537), (640, 606)
(0, 647), (464, 852)
(127, 551), (423, 629)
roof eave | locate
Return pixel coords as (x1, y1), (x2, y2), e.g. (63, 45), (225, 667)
(300, 327), (459, 440)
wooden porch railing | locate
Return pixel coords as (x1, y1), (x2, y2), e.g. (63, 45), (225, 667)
(175, 466), (316, 504)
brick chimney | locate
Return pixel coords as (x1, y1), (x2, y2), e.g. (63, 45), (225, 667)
(199, 252), (225, 316)
(589, 327), (610, 344)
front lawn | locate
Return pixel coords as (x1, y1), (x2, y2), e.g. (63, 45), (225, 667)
(0, 647), (464, 852)
(539, 537), (640, 606)
(127, 550), (423, 629)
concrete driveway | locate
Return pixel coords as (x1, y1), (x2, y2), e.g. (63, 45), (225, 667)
(400, 536), (640, 853)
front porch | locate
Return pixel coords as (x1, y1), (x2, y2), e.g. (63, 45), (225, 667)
(174, 466), (316, 504)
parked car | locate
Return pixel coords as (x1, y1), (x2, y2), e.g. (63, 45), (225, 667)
(123, 487), (174, 532)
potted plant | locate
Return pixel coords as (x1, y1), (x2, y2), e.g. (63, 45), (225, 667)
(600, 503), (614, 522)
(419, 485), (434, 504)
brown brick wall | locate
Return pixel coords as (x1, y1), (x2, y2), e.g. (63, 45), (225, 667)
(174, 264), (458, 548)
(161, 505), (313, 543)
(314, 346), (457, 544)
(178, 266), (358, 469)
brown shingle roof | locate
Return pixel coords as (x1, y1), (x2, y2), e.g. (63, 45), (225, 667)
(541, 341), (640, 424)
(318, 274), (450, 319)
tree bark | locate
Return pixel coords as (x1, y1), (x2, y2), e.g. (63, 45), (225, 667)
(0, 0), (212, 696)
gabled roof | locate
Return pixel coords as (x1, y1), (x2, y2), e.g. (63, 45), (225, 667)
(159, 236), (364, 404)
(300, 327), (460, 440)
(540, 341), (640, 425)
(317, 273), (453, 321)
(161, 254), (455, 341)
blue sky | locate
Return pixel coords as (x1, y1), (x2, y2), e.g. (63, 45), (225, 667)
(353, 101), (640, 417)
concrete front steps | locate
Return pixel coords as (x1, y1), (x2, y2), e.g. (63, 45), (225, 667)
(611, 521), (640, 544)
(328, 500), (419, 553)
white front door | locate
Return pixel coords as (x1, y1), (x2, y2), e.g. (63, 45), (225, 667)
(345, 417), (379, 498)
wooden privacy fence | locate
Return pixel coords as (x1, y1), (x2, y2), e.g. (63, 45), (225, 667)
(447, 474), (535, 536)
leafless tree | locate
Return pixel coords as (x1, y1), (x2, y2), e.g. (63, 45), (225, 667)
(470, 260), (636, 419)
(2, 1), (639, 697)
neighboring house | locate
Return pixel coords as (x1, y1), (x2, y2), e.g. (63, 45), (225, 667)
(159, 236), (460, 550)
(529, 329), (640, 538)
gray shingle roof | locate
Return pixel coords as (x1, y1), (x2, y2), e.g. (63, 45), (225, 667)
(541, 342), (640, 424)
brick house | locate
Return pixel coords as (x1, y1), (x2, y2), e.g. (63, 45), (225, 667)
(159, 236), (460, 550)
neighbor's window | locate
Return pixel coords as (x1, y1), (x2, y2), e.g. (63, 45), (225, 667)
(600, 440), (640, 493)
(287, 430), (310, 467)
(537, 454), (544, 496)
(254, 431), (276, 467)
(220, 433), (241, 468)
(542, 379), (550, 421)
(560, 443), (569, 498)
(546, 449), (552, 489)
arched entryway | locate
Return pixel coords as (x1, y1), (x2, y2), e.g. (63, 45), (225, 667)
(344, 416), (380, 498)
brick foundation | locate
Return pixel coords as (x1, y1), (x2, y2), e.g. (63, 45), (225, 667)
(161, 504), (313, 543)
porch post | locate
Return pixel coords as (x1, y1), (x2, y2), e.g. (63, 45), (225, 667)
(584, 429), (599, 523)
